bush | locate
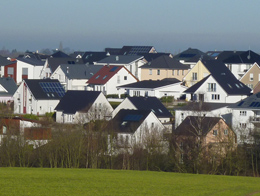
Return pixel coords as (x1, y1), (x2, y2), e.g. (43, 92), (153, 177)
(120, 94), (128, 99)
(106, 94), (119, 98)
(22, 114), (39, 120)
(160, 96), (174, 103)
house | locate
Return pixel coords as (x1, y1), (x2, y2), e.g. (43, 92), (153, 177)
(50, 64), (103, 91)
(0, 116), (51, 148)
(0, 55), (17, 80)
(86, 65), (139, 97)
(13, 79), (65, 115)
(174, 102), (232, 129)
(15, 56), (45, 84)
(55, 90), (113, 124)
(117, 78), (187, 99)
(40, 57), (83, 79)
(71, 51), (109, 64)
(173, 116), (236, 162)
(112, 97), (173, 124)
(239, 62), (260, 90)
(95, 55), (145, 80)
(105, 46), (157, 55)
(107, 109), (166, 152)
(184, 60), (251, 103)
(140, 55), (190, 81)
(18, 51), (49, 61)
(217, 50), (260, 79)
(229, 92), (260, 144)
(173, 48), (207, 68)
(0, 77), (17, 103)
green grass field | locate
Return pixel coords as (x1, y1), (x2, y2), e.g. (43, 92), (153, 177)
(0, 168), (260, 196)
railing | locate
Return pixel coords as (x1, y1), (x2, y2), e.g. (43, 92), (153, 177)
(207, 88), (216, 92)
(250, 116), (260, 123)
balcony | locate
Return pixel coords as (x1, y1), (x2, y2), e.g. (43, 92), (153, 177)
(250, 116), (260, 123)
(207, 88), (216, 92)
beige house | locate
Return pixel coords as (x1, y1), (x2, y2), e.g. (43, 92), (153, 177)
(183, 60), (210, 87)
(140, 55), (189, 81)
(240, 62), (260, 90)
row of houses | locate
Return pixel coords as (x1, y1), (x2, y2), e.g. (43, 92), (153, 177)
(1, 46), (260, 155)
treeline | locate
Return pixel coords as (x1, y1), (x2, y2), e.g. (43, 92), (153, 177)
(0, 121), (259, 177)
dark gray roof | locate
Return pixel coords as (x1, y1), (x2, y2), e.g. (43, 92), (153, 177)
(51, 51), (70, 58)
(174, 116), (222, 136)
(185, 60), (251, 95)
(229, 93), (260, 109)
(0, 56), (15, 66)
(59, 64), (103, 79)
(173, 48), (205, 61)
(108, 109), (151, 133)
(221, 50), (260, 64)
(184, 75), (210, 93)
(118, 78), (181, 89)
(82, 52), (108, 64)
(55, 90), (101, 114)
(24, 79), (65, 100)
(47, 57), (84, 73)
(175, 102), (231, 111)
(97, 55), (143, 64)
(0, 77), (17, 97)
(127, 97), (172, 118)
(141, 53), (172, 62)
(105, 46), (155, 55)
(140, 55), (189, 70)
(18, 52), (49, 61)
(17, 57), (44, 66)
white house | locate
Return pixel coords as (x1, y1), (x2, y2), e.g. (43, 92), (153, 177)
(95, 55), (145, 80)
(184, 60), (251, 103)
(174, 102), (232, 129)
(117, 78), (187, 99)
(0, 77), (17, 103)
(229, 93), (260, 144)
(107, 109), (166, 152)
(13, 79), (65, 115)
(16, 57), (45, 84)
(55, 90), (113, 124)
(112, 96), (173, 125)
(86, 65), (139, 97)
(50, 64), (103, 91)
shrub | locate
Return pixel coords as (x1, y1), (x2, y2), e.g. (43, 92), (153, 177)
(106, 94), (119, 98)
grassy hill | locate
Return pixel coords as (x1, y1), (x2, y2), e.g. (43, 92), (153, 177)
(0, 168), (259, 196)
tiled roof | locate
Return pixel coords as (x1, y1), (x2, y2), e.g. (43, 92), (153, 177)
(0, 56), (15, 66)
(173, 48), (205, 61)
(81, 52), (108, 64)
(229, 93), (260, 109)
(105, 46), (155, 55)
(108, 109), (151, 133)
(174, 116), (222, 136)
(87, 65), (124, 85)
(55, 90), (101, 114)
(221, 50), (260, 64)
(51, 51), (70, 58)
(47, 57), (84, 73)
(127, 97), (172, 118)
(24, 79), (65, 100)
(140, 55), (189, 70)
(59, 64), (103, 79)
(118, 78), (181, 89)
(96, 55), (143, 64)
(0, 77), (17, 97)
(17, 57), (44, 66)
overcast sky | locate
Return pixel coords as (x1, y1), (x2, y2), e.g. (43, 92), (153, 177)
(1, 0), (260, 53)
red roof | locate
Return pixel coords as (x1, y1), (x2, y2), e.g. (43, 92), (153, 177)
(87, 65), (123, 85)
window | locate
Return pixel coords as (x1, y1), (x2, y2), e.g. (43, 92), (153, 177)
(117, 75), (120, 84)
(192, 72), (197, 80)
(67, 114), (73, 122)
(212, 94), (220, 100)
(182, 70), (185, 75)
(8, 67), (14, 75)
(2, 126), (7, 134)
(224, 129), (228, 135)
(177, 70), (179, 75)
(250, 73), (253, 81)
(157, 70), (160, 75)
(172, 70), (175, 75)
(133, 91), (140, 96)
(240, 123), (246, 128)
(240, 111), (247, 116)
(208, 83), (216, 92)
(124, 76), (127, 80)
(213, 130), (218, 136)
(247, 84), (253, 89)
(149, 69), (152, 75)
(151, 123), (154, 128)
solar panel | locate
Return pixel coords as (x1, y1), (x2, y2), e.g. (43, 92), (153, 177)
(39, 82), (65, 97)
(249, 102), (256, 107)
(110, 67), (118, 72)
(237, 101), (244, 106)
(123, 114), (143, 122)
